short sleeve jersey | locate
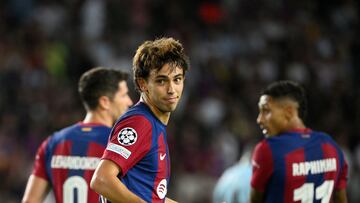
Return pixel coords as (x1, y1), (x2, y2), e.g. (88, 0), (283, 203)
(102, 102), (170, 203)
(32, 123), (111, 203)
(251, 129), (348, 203)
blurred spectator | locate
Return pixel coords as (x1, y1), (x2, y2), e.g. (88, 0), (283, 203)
(0, 0), (359, 202)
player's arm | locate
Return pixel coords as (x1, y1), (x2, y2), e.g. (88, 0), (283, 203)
(249, 188), (264, 203)
(23, 137), (51, 203)
(22, 175), (50, 203)
(165, 197), (178, 203)
(249, 141), (273, 203)
(333, 151), (348, 203)
(333, 189), (348, 203)
(91, 159), (146, 203)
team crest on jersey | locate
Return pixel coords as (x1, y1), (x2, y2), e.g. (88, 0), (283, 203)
(156, 179), (167, 199)
(117, 127), (137, 146)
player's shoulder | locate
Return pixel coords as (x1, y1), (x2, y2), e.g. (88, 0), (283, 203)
(52, 123), (80, 138)
(254, 139), (271, 153)
(119, 114), (152, 129)
(310, 130), (330, 137)
(255, 139), (268, 146)
(44, 123), (85, 146)
(116, 102), (161, 128)
(122, 102), (151, 117)
(309, 130), (346, 152)
(310, 130), (337, 143)
(113, 113), (153, 136)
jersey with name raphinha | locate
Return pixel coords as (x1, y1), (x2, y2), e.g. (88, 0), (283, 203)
(251, 129), (348, 203)
(32, 123), (111, 203)
(102, 102), (170, 203)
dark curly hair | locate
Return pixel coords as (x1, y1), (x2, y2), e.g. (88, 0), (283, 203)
(262, 80), (307, 121)
(132, 37), (190, 92)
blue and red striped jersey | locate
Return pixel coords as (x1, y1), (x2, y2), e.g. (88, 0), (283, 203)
(251, 129), (348, 203)
(102, 102), (170, 203)
(32, 122), (111, 203)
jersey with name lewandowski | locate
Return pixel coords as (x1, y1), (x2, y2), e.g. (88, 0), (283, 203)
(251, 129), (348, 203)
(102, 102), (170, 203)
(32, 122), (111, 203)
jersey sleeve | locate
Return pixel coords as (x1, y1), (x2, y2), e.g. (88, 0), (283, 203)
(335, 153), (348, 190)
(102, 115), (152, 176)
(250, 140), (274, 192)
(32, 137), (51, 181)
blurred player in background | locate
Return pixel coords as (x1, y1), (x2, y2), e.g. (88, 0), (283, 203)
(91, 37), (190, 203)
(212, 144), (253, 203)
(22, 67), (133, 203)
(250, 81), (348, 203)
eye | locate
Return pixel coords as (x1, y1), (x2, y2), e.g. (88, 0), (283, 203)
(156, 79), (166, 85)
(259, 107), (269, 114)
(174, 77), (183, 84)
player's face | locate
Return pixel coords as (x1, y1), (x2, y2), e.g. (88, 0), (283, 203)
(257, 95), (288, 137)
(144, 63), (185, 113)
(109, 81), (133, 122)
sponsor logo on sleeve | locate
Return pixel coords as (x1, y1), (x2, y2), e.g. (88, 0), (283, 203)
(106, 143), (132, 159)
(117, 127), (137, 146)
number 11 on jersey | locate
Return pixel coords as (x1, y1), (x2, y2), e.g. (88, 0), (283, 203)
(294, 180), (334, 203)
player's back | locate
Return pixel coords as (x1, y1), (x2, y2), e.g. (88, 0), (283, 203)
(263, 129), (347, 203)
(37, 123), (111, 203)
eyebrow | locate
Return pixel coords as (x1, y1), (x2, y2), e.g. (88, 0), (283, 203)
(173, 74), (184, 78)
(155, 73), (184, 79)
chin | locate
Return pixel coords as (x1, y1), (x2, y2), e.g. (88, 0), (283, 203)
(265, 133), (276, 138)
(161, 105), (177, 113)
(168, 102), (179, 110)
(165, 107), (176, 112)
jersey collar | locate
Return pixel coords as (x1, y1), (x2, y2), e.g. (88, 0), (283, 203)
(77, 122), (107, 127)
(288, 128), (312, 134)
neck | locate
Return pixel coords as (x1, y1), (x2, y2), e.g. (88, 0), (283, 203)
(287, 117), (306, 131)
(140, 94), (170, 125)
(82, 110), (113, 128)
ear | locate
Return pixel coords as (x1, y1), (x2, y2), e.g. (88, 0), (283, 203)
(284, 104), (295, 121)
(98, 96), (111, 110)
(137, 78), (148, 92)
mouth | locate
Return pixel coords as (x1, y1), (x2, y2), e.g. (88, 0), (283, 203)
(262, 129), (268, 135)
(260, 126), (268, 135)
(165, 97), (178, 104)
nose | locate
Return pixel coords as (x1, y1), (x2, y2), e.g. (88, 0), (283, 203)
(167, 81), (175, 94)
(256, 113), (262, 125)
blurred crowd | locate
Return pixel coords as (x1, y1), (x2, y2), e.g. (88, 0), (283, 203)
(1, 0), (360, 202)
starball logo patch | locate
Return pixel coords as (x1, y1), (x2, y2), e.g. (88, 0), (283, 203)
(117, 127), (137, 146)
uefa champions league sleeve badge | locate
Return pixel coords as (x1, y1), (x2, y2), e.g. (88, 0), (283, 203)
(117, 127), (138, 146)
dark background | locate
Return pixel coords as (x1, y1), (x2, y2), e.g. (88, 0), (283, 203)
(0, 0), (359, 202)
